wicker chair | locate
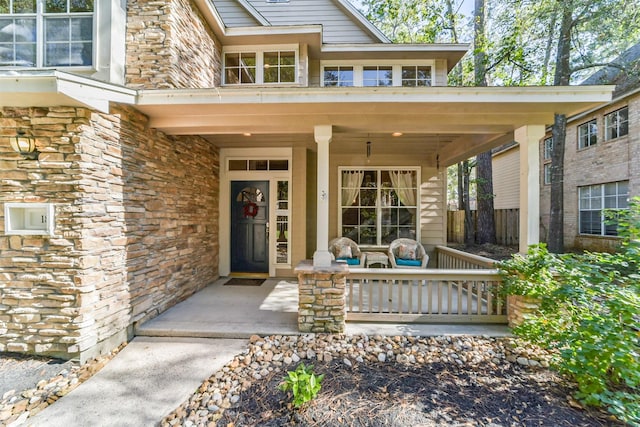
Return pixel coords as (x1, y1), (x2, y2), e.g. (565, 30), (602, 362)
(388, 238), (429, 269)
(328, 237), (366, 267)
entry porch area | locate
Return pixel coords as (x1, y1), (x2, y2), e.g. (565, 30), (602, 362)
(136, 246), (510, 338)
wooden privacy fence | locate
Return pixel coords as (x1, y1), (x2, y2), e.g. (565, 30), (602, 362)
(447, 209), (519, 246)
(346, 269), (507, 324)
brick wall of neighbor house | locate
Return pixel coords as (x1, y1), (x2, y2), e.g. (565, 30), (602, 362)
(540, 93), (640, 251)
(126, 0), (221, 89)
(0, 105), (219, 361)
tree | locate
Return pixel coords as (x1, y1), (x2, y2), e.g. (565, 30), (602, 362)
(473, 0), (497, 245)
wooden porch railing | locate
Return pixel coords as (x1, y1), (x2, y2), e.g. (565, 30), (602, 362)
(346, 268), (506, 324)
(436, 245), (496, 269)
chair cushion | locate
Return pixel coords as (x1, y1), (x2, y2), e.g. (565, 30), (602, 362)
(396, 258), (422, 267)
(397, 243), (417, 260)
(336, 244), (352, 259)
(337, 257), (360, 265)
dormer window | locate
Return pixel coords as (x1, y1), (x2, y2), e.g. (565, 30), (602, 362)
(0, 0), (94, 67)
(321, 61), (434, 87)
(223, 45), (298, 85)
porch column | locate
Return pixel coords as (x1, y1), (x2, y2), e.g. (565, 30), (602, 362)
(313, 125), (332, 267)
(515, 125), (545, 253)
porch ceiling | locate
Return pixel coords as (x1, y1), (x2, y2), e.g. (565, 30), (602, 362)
(136, 85), (613, 166)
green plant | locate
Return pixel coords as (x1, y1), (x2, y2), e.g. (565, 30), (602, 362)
(498, 199), (640, 425)
(497, 243), (560, 297)
(278, 363), (324, 409)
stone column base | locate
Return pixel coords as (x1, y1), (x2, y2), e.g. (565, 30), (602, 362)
(295, 260), (349, 333)
(507, 295), (541, 328)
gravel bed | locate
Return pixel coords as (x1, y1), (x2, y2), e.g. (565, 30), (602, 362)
(0, 346), (123, 426)
(161, 334), (616, 427)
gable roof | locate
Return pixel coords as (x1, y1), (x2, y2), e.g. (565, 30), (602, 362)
(211, 0), (389, 44)
(581, 41), (640, 97)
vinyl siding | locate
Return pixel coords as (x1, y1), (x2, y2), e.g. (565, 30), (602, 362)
(492, 147), (520, 210)
(246, 0), (378, 43)
(213, 0), (261, 26)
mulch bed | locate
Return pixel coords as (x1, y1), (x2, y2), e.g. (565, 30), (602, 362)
(218, 360), (619, 427)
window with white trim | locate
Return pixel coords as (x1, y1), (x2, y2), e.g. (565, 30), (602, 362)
(542, 137), (553, 185)
(579, 181), (629, 236)
(321, 61), (433, 87)
(604, 107), (628, 141)
(339, 168), (419, 246)
(0, 0), (94, 67)
(401, 65), (431, 86)
(323, 66), (353, 87)
(578, 119), (597, 149)
(223, 47), (297, 85)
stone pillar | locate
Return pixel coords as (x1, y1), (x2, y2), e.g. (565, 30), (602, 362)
(295, 260), (348, 333)
(313, 125), (332, 267)
(516, 125), (545, 254)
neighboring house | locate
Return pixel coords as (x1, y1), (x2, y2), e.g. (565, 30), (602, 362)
(539, 43), (640, 252)
(0, 0), (611, 361)
(492, 142), (519, 210)
(491, 42), (639, 252)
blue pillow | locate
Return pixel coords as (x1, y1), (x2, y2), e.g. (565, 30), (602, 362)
(337, 257), (360, 265)
(396, 258), (422, 267)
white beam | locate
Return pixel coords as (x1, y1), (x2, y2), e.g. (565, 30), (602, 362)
(313, 125), (333, 267)
(516, 125), (545, 253)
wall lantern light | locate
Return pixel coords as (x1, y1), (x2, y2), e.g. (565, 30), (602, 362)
(366, 140), (371, 158)
(10, 130), (39, 160)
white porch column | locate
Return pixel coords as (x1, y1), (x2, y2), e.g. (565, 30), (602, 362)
(313, 125), (333, 267)
(515, 125), (545, 253)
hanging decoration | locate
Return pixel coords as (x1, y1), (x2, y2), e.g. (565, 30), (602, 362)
(243, 201), (259, 218)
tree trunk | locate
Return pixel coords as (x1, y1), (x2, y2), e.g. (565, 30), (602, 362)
(473, 0), (496, 244)
(463, 160), (475, 244)
(457, 162), (464, 210)
(476, 151), (497, 244)
(548, 113), (567, 252)
(547, 2), (573, 253)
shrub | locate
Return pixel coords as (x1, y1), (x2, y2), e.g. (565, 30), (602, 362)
(278, 363), (324, 409)
(498, 198), (640, 425)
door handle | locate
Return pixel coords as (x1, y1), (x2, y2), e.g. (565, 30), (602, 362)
(266, 222), (269, 238)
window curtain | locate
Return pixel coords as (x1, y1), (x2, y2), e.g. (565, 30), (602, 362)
(389, 171), (416, 207)
(342, 170), (364, 206)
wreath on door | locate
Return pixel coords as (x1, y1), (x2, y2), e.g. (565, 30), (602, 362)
(243, 201), (259, 218)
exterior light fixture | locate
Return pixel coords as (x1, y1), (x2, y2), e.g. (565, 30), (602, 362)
(392, 132), (403, 137)
(366, 140), (371, 158)
(243, 132), (252, 136)
(10, 130), (39, 160)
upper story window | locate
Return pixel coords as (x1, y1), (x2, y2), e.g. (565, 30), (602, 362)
(0, 0), (94, 67)
(577, 119), (597, 149)
(321, 61), (433, 87)
(323, 66), (354, 87)
(543, 137), (553, 160)
(542, 137), (553, 185)
(604, 106), (628, 141)
(223, 46), (298, 85)
(363, 65), (392, 86)
(401, 65), (431, 86)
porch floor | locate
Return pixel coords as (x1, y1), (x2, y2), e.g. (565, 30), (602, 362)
(135, 277), (511, 339)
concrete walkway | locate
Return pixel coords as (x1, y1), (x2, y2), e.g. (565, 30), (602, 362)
(25, 337), (246, 427)
(24, 277), (510, 426)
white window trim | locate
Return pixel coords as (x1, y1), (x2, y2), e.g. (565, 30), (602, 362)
(604, 106), (629, 141)
(320, 59), (435, 87)
(222, 44), (299, 86)
(337, 166), (421, 247)
(578, 181), (629, 236)
(577, 119), (597, 150)
(0, 0), (96, 70)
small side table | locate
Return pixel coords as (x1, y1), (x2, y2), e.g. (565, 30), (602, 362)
(364, 252), (389, 268)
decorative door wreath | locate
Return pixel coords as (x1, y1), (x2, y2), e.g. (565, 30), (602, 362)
(243, 201), (259, 218)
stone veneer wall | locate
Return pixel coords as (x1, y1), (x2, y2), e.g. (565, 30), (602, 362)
(126, 0), (221, 89)
(0, 105), (219, 361)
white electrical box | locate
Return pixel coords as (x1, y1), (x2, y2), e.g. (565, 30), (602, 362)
(4, 203), (55, 236)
